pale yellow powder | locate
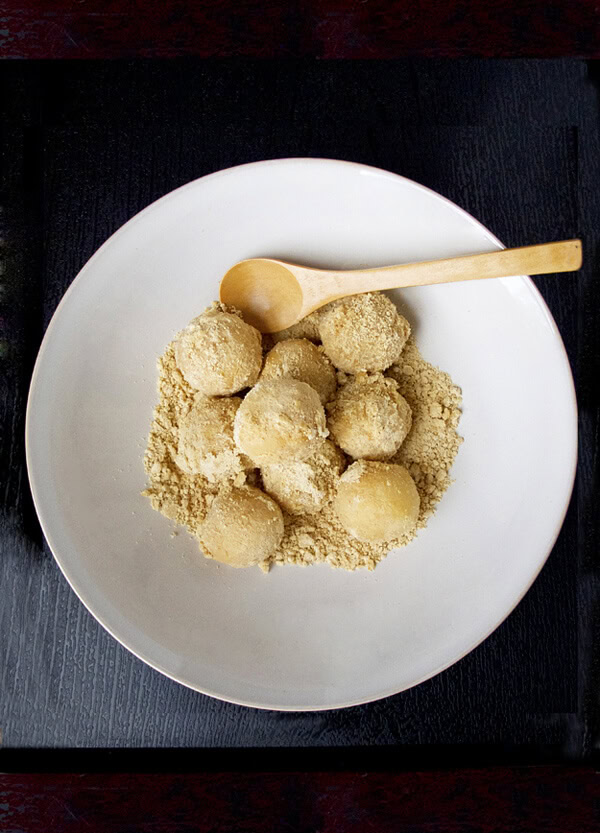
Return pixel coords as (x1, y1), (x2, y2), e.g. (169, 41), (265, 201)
(271, 337), (463, 570)
(261, 439), (345, 515)
(175, 396), (250, 481)
(387, 337), (463, 521)
(142, 345), (248, 535)
(143, 306), (462, 571)
(270, 308), (324, 343)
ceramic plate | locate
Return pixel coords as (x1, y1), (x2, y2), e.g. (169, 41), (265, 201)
(26, 159), (577, 710)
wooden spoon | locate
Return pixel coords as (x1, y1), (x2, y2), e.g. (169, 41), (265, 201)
(219, 239), (582, 333)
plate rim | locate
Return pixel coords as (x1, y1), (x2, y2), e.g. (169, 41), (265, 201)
(25, 157), (578, 710)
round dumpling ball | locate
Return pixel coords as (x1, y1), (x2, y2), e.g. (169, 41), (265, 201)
(327, 373), (412, 460)
(234, 378), (328, 466)
(199, 486), (284, 567)
(174, 309), (262, 395)
(260, 339), (337, 405)
(334, 460), (420, 542)
(261, 439), (345, 515)
(319, 292), (411, 373)
(271, 309), (323, 343)
(175, 396), (250, 481)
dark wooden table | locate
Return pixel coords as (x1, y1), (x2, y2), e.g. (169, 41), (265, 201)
(1, 57), (599, 829)
(2, 0), (600, 59)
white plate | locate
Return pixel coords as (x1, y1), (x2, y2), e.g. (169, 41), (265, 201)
(26, 159), (577, 710)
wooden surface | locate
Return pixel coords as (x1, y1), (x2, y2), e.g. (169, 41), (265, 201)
(1, 767), (600, 832)
(0, 59), (598, 759)
(1, 0), (600, 59)
(221, 241), (584, 332)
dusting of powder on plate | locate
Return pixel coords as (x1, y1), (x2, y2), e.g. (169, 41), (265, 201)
(143, 322), (462, 570)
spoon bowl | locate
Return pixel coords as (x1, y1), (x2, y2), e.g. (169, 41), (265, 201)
(220, 259), (303, 331)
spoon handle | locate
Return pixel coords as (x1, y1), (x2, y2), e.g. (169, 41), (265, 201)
(320, 239), (582, 296)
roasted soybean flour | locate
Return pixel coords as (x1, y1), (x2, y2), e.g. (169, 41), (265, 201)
(144, 294), (462, 571)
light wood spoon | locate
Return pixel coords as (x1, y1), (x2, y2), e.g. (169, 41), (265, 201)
(219, 239), (582, 333)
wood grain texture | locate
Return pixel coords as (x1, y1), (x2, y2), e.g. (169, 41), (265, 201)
(221, 240), (583, 332)
(1, 768), (599, 832)
(0, 60), (597, 757)
(1, 0), (600, 59)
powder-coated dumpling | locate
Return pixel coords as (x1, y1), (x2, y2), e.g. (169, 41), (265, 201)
(199, 486), (284, 567)
(319, 292), (410, 373)
(174, 309), (262, 395)
(261, 439), (346, 515)
(327, 373), (412, 460)
(260, 339), (337, 405)
(234, 378), (328, 466)
(270, 309), (323, 343)
(334, 460), (420, 542)
(174, 396), (250, 481)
